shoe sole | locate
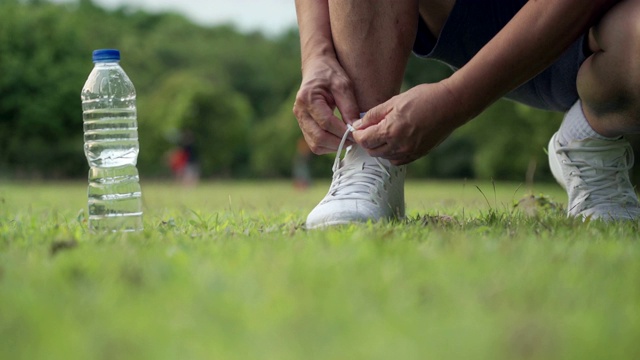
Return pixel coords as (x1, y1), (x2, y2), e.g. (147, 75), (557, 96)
(305, 214), (405, 230)
(305, 220), (355, 230)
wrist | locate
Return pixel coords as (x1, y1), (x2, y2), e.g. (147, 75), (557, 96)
(441, 72), (499, 125)
(432, 78), (481, 127)
(301, 42), (335, 72)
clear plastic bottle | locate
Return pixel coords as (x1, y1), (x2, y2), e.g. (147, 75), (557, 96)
(81, 49), (143, 232)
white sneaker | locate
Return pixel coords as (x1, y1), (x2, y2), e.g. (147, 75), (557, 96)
(548, 131), (640, 220)
(306, 126), (406, 229)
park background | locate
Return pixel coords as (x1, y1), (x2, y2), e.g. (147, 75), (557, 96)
(3, 2), (640, 360)
(4, 0), (631, 185)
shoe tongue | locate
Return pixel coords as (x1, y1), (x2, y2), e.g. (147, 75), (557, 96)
(331, 145), (388, 196)
(344, 145), (391, 167)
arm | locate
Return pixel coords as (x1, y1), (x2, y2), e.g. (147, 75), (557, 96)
(355, 0), (617, 164)
(448, 0), (617, 121)
(293, 0), (359, 154)
(295, 0), (333, 72)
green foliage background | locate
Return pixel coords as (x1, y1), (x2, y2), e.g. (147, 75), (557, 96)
(0, 0), (583, 182)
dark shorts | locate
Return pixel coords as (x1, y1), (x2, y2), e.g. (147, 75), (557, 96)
(413, 0), (588, 112)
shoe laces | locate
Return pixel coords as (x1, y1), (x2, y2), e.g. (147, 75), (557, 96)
(557, 140), (639, 209)
(327, 125), (391, 201)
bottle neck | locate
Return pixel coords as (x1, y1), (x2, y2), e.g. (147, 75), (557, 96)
(94, 61), (121, 67)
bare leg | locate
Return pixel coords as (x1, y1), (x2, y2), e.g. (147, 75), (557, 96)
(306, 0), (419, 228)
(328, 0), (418, 112)
(577, 0), (640, 137)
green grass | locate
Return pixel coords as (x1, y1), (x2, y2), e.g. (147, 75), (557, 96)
(1, 180), (639, 360)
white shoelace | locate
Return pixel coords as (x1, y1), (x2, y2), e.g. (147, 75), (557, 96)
(557, 141), (639, 207)
(327, 125), (391, 200)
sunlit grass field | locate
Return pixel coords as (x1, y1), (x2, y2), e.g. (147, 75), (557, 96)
(1, 180), (639, 360)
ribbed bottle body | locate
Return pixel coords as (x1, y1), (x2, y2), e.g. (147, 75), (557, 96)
(81, 51), (143, 232)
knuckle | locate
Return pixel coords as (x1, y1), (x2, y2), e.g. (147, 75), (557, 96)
(307, 141), (324, 155)
(359, 137), (372, 149)
(294, 89), (307, 105)
(292, 103), (303, 118)
(302, 131), (328, 155)
(293, 101), (303, 113)
(315, 116), (330, 130)
(294, 88), (310, 106)
(332, 76), (353, 93)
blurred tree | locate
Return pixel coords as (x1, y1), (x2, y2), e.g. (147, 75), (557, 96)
(0, 1), (88, 177)
(457, 100), (562, 182)
(250, 90), (335, 179)
(250, 91), (301, 177)
(0, 0), (299, 179)
(141, 72), (252, 177)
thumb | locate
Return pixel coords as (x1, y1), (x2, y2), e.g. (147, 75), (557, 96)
(353, 102), (388, 130)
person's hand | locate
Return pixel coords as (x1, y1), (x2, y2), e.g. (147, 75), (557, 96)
(353, 82), (469, 165)
(293, 55), (360, 154)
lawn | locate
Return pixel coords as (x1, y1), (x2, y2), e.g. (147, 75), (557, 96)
(1, 180), (639, 360)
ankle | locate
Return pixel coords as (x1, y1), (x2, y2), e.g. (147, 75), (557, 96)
(559, 100), (618, 145)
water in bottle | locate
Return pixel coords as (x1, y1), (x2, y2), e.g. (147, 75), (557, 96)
(81, 49), (143, 232)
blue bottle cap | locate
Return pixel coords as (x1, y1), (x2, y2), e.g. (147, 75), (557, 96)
(92, 49), (121, 62)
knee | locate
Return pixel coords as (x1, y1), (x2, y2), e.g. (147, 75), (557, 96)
(593, 0), (640, 94)
(618, 1), (640, 52)
(621, 3), (640, 98)
(598, 0), (640, 62)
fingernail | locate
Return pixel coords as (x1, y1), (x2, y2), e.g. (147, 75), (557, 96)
(352, 119), (362, 129)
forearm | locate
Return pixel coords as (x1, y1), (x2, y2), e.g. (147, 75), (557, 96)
(446, 0), (617, 122)
(295, 0), (336, 71)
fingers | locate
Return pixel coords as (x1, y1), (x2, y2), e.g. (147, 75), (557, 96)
(353, 103), (389, 130)
(293, 91), (352, 154)
(294, 108), (346, 154)
(293, 69), (362, 154)
(352, 107), (418, 165)
(353, 101), (393, 145)
(309, 108), (348, 141)
(353, 120), (388, 150)
(351, 102), (391, 146)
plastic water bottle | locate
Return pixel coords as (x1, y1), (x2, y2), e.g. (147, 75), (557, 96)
(81, 49), (143, 232)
